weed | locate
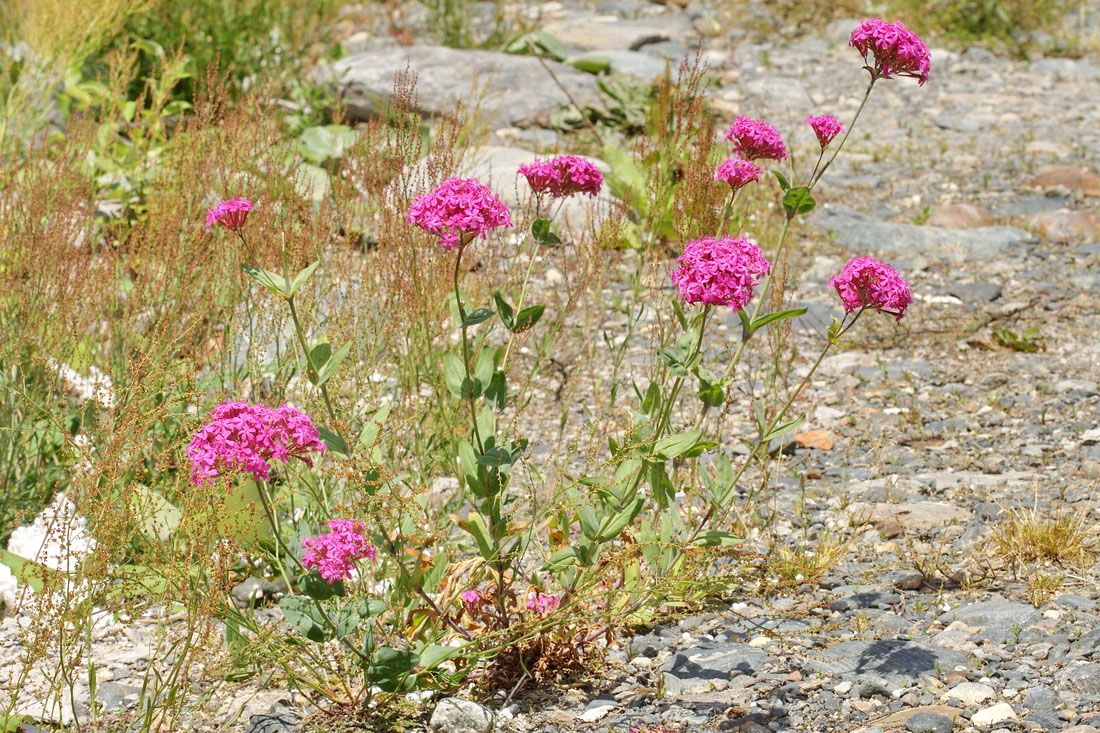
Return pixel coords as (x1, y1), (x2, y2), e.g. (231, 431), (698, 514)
(992, 505), (1094, 569)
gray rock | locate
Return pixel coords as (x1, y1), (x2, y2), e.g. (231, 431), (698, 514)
(947, 280), (1002, 303)
(324, 46), (600, 128)
(231, 577), (266, 608)
(804, 640), (967, 686)
(95, 682), (141, 712)
(540, 12), (694, 52)
(599, 50), (672, 80)
(1023, 687), (1060, 712)
(940, 599), (1040, 631)
(743, 76), (813, 110)
(660, 643), (768, 695)
(1058, 664), (1100, 695)
(1058, 594), (1096, 611)
(906, 711), (953, 733)
(813, 204), (1036, 262)
(429, 698), (493, 733)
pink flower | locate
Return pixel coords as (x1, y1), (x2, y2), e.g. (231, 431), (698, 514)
(714, 158), (762, 192)
(526, 592), (558, 614)
(670, 237), (772, 311)
(519, 155), (603, 198)
(186, 401), (327, 486)
(301, 519), (375, 584)
(723, 116), (788, 161)
(205, 197), (255, 233)
(460, 589), (481, 608)
(406, 177), (512, 251)
(804, 115), (845, 149)
(850, 18), (931, 85)
(828, 256), (913, 321)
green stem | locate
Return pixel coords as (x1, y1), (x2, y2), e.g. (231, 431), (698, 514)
(502, 198), (565, 371)
(810, 79), (875, 191)
(286, 296), (345, 448)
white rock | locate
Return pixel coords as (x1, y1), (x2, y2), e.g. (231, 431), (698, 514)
(580, 702), (615, 722)
(429, 698), (493, 733)
(971, 702), (1017, 727)
(942, 681), (995, 705)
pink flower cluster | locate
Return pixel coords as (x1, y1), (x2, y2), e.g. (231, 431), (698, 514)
(526, 591), (558, 614)
(186, 400), (327, 487)
(205, 197), (255, 233)
(850, 18), (931, 85)
(301, 519), (377, 584)
(407, 177), (512, 251)
(714, 158), (762, 192)
(670, 237), (772, 311)
(724, 116), (788, 161)
(829, 256), (913, 321)
(518, 155), (604, 198)
(805, 115), (845, 149)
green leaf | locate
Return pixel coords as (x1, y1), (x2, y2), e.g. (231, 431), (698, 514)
(595, 497), (644, 542)
(288, 260), (320, 297)
(654, 430), (702, 461)
(241, 263), (290, 298)
(476, 446), (513, 467)
(365, 647), (420, 693)
(782, 186), (816, 218)
(657, 347), (690, 378)
(294, 162), (331, 203)
(333, 598), (385, 638)
(130, 485), (182, 542)
(484, 370), (507, 411)
(771, 169), (792, 191)
(577, 506), (600, 541)
(542, 547), (581, 571)
(748, 306), (808, 335)
(298, 124), (356, 164)
(461, 308), (495, 328)
(512, 304), (545, 333)
(762, 417), (804, 443)
(493, 291), (515, 330)
(566, 54), (611, 74)
(691, 530), (743, 547)
(531, 218), (552, 242)
(442, 351), (465, 397)
(277, 595), (331, 642)
(309, 341), (332, 371)
(299, 571), (346, 601)
(317, 425), (350, 457)
(356, 403), (391, 453)
(457, 513), (496, 562)
(316, 342), (352, 386)
(0, 549), (66, 593)
(418, 643), (463, 671)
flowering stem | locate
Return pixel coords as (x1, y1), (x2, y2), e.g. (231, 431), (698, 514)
(501, 197), (565, 371)
(810, 80), (875, 190)
(653, 305), (712, 441)
(715, 188), (743, 238)
(451, 240), (485, 456)
(287, 296), (346, 451)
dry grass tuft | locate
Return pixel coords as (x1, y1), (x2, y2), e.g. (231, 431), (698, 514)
(762, 532), (851, 591)
(992, 506), (1095, 569)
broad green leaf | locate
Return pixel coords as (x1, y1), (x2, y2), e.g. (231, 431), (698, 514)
(595, 497), (644, 542)
(357, 403), (391, 453)
(461, 308), (495, 328)
(542, 547), (581, 571)
(294, 162), (330, 203)
(317, 425), (350, 457)
(457, 513), (496, 562)
(567, 54), (611, 74)
(298, 124), (356, 164)
(531, 218), (552, 242)
(333, 598), (385, 638)
(365, 647), (420, 693)
(299, 571), (346, 601)
(484, 370), (507, 411)
(771, 169), (791, 191)
(316, 342), (352, 386)
(691, 531), (743, 547)
(442, 352), (468, 399)
(241, 264), (289, 298)
(476, 446), (513, 467)
(493, 291), (515, 330)
(512, 305), (545, 333)
(782, 186), (816, 218)
(131, 486), (182, 542)
(0, 550), (65, 593)
(288, 260), (320, 297)
(309, 341), (332, 371)
(277, 595), (331, 643)
(748, 307), (808, 335)
(654, 430), (701, 461)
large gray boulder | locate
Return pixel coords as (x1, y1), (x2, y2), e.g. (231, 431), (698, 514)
(323, 46), (600, 128)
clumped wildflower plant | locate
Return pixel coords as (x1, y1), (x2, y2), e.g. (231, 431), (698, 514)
(0, 18), (934, 723)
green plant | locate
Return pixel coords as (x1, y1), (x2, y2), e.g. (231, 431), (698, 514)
(992, 326), (1044, 352)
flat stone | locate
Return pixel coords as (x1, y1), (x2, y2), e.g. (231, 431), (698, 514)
(971, 702), (1017, 727)
(660, 644), (768, 696)
(1058, 663), (1100, 695)
(598, 50), (672, 80)
(743, 76), (813, 110)
(848, 502), (971, 531)
(941, 681), (995, 705)
(1027, 210), (1100, 242)
(875, 706), (963, 731)
(946, 280), (1002, 303)
(1029, 165), (1100, 196)
(804, 640), (967, 687)
(813, 204), (1035, 262)
(325, 46), (600, 128)
(429, 698), (494, 733)
(1022, 687), (1060, 712)
(541, 12), (694, 52)
(906, 711), (954, 733)
(95, 682), (141, 711)
(941, 600), (1040, 631)
(926, 204), (994, 229)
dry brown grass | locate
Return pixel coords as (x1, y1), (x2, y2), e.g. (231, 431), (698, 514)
(992, 505), (1095, 569)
